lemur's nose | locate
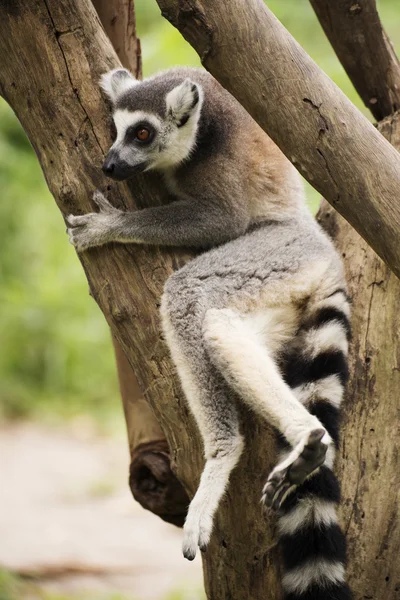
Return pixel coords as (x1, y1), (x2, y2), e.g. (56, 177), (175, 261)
(102, 160), (115, 175)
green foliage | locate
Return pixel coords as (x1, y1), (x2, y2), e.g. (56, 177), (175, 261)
(0, 569), (204, 600)
(0, 101), (119, 424)
(163, 591), (205, 600)
(0, 569), (133, 600)
(1, 1), (400, 422)
(0, 570), (20, 600)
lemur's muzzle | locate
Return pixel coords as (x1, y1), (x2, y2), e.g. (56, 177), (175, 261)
(102, 149), (148, 181)
(102, 150), (131, 181)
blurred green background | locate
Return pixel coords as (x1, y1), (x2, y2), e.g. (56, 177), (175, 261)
(0, 0), (399, 424)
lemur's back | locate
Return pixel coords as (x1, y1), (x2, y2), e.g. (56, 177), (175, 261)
(68, 66), (352, 600)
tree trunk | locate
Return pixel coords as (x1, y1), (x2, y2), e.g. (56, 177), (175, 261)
(156, 0), (400, 280)
(310, 3), (400, 596)
(0, 1), (281, 597)
(317, 111), (400, 598)
(92, 0), (189, 525)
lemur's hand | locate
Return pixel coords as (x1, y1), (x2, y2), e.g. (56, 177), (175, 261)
(67, 191), (123, 252)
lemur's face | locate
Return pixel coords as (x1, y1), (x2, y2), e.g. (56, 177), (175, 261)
(100, 69), (203, 180)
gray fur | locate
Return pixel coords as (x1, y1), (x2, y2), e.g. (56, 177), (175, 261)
(67, 67), (288, 250)
(66, 67), (350, 593)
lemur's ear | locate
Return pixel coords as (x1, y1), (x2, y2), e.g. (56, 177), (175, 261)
(100, 68), (137, 103)
(166, 79), (202, 127)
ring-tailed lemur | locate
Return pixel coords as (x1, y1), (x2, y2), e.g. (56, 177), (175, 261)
(67, 67), (352, 600)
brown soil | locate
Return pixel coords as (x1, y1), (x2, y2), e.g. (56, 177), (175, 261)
(0, 422), (203, 599)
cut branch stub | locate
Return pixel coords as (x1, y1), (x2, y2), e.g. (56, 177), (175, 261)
(130, 440), (189, 526)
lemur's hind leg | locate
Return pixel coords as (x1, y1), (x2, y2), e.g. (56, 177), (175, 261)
(203, 308), (331, 510)
(161, 300), (244, 561)
(181, 373), (243, 560)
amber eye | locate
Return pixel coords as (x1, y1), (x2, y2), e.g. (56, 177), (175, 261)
(125, 123), (154, 145)
(136, 127), (150, 142)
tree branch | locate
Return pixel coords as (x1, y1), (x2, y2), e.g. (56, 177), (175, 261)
(112, 335), (188, 525)
(0, 0), (197, 515)
(92, 0), (189, 526)
(156, 0), (400, 280)
(315, 110), (400, 600)
(93, 0), (142, 79)
(309, 0), (400, 121)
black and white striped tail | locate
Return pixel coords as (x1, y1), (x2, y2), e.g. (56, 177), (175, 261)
(278, 289), (353, 600)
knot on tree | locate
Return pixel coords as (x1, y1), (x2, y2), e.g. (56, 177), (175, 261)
(129, 440), (189, 527)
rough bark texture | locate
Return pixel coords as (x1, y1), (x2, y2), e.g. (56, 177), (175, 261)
(156, 0), (400, 280)
(92, 0), (189, 525)
(317, 111), (400, 598)
(310, 3), (400, 597)
(311, 0), (400, 600)
(112, 336), (188, 525)
(0, 1), (282, 597)
(309, 0), (400, 121)
(93, 0), (142, 80)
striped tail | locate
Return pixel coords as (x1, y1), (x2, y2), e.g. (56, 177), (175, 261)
(277, 288), (353, 600)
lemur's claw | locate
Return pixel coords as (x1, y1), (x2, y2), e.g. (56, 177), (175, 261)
(66, 213), (91, 227)
(92, 190), (115, 213)
(182, 545), (196, 561)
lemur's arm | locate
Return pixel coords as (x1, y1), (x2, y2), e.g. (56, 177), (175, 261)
(67, 190), (249, 251)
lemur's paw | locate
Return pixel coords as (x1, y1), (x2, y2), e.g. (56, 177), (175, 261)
(182, 509), (213, 561)
(262, 428), (329, 511)
(66, 191), (122, 252)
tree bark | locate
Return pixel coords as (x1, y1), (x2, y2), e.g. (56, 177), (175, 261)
(310, 4), (400, 596)
(92, 0), (188, 525)
(309, 0), (400, 121)
(93, 0), (142, 80)
(317, 111), (400, 598)
(156, 0), (400, 281)
(0, 1), (282, 597)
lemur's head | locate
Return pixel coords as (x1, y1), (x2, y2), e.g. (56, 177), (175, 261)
(100, 68), (204, 180)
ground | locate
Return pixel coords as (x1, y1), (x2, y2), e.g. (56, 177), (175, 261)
(0, 422), (203, 600)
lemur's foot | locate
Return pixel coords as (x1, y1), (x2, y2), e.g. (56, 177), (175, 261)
(262, 428), (329, 511)
(182, 504), (213, 561)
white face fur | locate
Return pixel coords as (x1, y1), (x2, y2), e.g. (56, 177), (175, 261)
(100, 69), (204, 179)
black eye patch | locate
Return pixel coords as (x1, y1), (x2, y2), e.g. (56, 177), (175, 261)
(124, 122), (156, 145)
